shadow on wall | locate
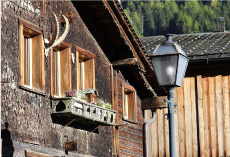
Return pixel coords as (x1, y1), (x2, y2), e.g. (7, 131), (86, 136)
(1, 122), (14, 157)
(51, 115), (99, 133)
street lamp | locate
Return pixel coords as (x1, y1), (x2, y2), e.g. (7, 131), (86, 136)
(148, 34), (189, 157)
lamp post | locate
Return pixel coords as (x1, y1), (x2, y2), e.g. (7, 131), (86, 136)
(148, 34), (189, 157)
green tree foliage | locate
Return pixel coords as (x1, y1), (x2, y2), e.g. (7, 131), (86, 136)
(122, 0), (230, 37)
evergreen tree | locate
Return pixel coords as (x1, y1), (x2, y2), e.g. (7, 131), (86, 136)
(122, 0), (229, 37)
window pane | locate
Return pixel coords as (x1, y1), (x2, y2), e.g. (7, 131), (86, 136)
(124, 94), (128, 119)
(79, 61), (85, 90)
(54, 51), (61, 96)
(23, 36), (32, 87)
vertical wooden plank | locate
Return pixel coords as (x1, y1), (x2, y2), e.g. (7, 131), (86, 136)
(208, 77), (217, 156)
(223, 76), (230, 156)
(144, 110), (152, 156)
(32, 34), (44, 90)
(19, 24), (24, 86)
(151, 110), (158, 157)
(202, 77), (210, 157)
(84, 59), (93, 89)
(92, 59), (95, 89)
(128, 92), (134, 121)
(174, 88), (180, 157)
(111, 65), (116, 156)
(158, 109), (165, 157)
(190, 77), (198, 157)
(75, 50), (79, 90)
(111, 65), (114, 109)
(134, 92), (137, 122)
(196, 75), (205, 157)
(68, 49), (72, 90)
(215, 75), (224, 156)
(184, 78), (193, 157)
(177, 86), (185, 157)
(164, 108), (169, 157)
(60, 48), (71, 96)
(114, 71), (120, 156)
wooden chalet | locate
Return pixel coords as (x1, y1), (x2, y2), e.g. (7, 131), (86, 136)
(1, 0), (166, 156)
(141, 31), (230, 156)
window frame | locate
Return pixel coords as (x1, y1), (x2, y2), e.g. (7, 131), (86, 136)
(19, 18), (45, 93)
(50, 41), (72, 97)
(122, 82), (137, 123)
(75, 46), (95, 90)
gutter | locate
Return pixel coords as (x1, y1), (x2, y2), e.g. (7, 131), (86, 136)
(145, 109), (156, 157)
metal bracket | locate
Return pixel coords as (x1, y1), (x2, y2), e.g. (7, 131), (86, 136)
(164, 99), (177, 107)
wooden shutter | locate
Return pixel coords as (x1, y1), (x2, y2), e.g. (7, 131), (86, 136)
(60, 48), (71, 97)
(32, 34), (45, 91)
(128, 92), (134, 121)
(128, 91), (137, 122)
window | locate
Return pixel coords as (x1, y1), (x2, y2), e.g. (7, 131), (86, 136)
(50, 42), (72, 97)
(122, 82), (137, 122)
(19, 18), (45, 92)
(75, 46), (95, 90)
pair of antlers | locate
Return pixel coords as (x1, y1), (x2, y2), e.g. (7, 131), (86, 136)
(45, 12), (70, 57)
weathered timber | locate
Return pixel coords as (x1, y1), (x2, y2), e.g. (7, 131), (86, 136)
(112, 58), (137, 67)
(51, 97), (117, 126)
(197, 75), (205, 157)
(141, 96), (168, 110)
(25, 150), (55, 157)
(65, 141), (77, 152)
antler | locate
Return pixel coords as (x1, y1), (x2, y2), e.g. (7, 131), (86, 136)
(48, 12), (59, 47)
(45, 12), (70, 57)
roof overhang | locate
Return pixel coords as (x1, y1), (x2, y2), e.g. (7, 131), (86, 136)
(73, 1), (166, 98)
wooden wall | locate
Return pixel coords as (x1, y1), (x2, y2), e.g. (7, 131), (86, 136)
(145, 75), (230, 157)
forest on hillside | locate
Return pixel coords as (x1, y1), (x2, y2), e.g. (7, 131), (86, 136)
(121, 0), (230, 37)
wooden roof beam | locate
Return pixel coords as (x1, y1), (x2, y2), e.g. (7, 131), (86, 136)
(112, 58), (137, 67)
(142, 96), (168, 110)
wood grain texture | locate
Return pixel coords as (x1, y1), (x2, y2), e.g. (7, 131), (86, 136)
(60, 48), (71, 96)
(190, 77), (198, 157)
(215, 75), (224, 156)
(177, 86), (185, 157)
(164, 108), (169, 157)
(145, 75), (230, 156)
(197, 75), (205, 157)
(223, 76), (230, 156)
(208, 77), (217, 157)
(174, 88), (180, 157)
(184, 78), (193, 157)
(158, 109), (165, 157)
(202, 77), (210, 157)
(32, 34), (43, 91)
(25, 150), (55, 157)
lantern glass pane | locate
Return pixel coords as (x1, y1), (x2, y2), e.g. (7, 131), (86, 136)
(176, 54), (189, 86)
(151, 55), (178, 86)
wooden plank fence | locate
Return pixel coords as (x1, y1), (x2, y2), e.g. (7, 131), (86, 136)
(145, 75), (230, 157)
